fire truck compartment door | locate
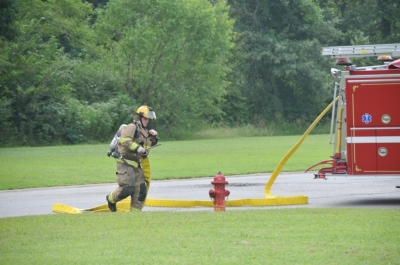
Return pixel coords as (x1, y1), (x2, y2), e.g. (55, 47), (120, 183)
(348, 129), (377, 174)
(346, 78), (400, 127)
(376, 129), (400, 173)
(347, 128), (400, 174)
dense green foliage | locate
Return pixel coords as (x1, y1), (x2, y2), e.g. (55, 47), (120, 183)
(93, 0), (234, 132)
(0, 0), (18, 40)
(0, 0), (399, 146)
(226, 0), (339, 126)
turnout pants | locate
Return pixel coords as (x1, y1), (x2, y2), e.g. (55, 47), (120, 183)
(110, 162), (147, 210)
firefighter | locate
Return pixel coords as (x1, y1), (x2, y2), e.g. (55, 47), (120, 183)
(106, 105), (158, 212)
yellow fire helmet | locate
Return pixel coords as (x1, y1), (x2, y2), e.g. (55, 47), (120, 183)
(136, 105), (156, 119)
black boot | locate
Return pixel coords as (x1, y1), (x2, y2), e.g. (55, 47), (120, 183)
(106, 195), (117, 212)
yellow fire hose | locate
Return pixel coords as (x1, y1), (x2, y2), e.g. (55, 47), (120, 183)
(52, 98), (338, 214)
(264, 97), (339, 197)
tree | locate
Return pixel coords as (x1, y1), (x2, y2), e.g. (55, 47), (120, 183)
(0, 0), (93, 145)
(226, 0), (341, 125)
(317, 0), (400, 44)
(94, 0), (234, 131)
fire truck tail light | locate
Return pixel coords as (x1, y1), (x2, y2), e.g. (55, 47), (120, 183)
(377, 55), (393, 62)
(336, 57), (352, 66)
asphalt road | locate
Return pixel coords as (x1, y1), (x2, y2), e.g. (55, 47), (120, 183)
(1, 172), (399, 218)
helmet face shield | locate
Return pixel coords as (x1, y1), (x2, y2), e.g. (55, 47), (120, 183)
(146, 110), (156, 119)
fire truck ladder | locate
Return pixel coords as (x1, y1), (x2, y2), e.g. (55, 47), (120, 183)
(322, 44), (400, 58)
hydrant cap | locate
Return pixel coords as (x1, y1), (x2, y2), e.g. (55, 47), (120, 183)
(212, 175), (228, 184)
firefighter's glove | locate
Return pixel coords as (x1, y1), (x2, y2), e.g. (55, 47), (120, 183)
(148, 129), (157, 136)
(137, 146), (148, 157)
(148, 129), (159, 146)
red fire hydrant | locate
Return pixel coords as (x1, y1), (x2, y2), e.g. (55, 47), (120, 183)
(209, 172), (230, 212)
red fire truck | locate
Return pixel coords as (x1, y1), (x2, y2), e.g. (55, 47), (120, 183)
(306, 44), (400, 181)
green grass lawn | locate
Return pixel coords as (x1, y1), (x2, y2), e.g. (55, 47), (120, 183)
(0, 134), (332, 190)
(0, 209), (398, 264)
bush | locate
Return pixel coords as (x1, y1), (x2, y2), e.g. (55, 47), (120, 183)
(66, 95), (137, 143)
